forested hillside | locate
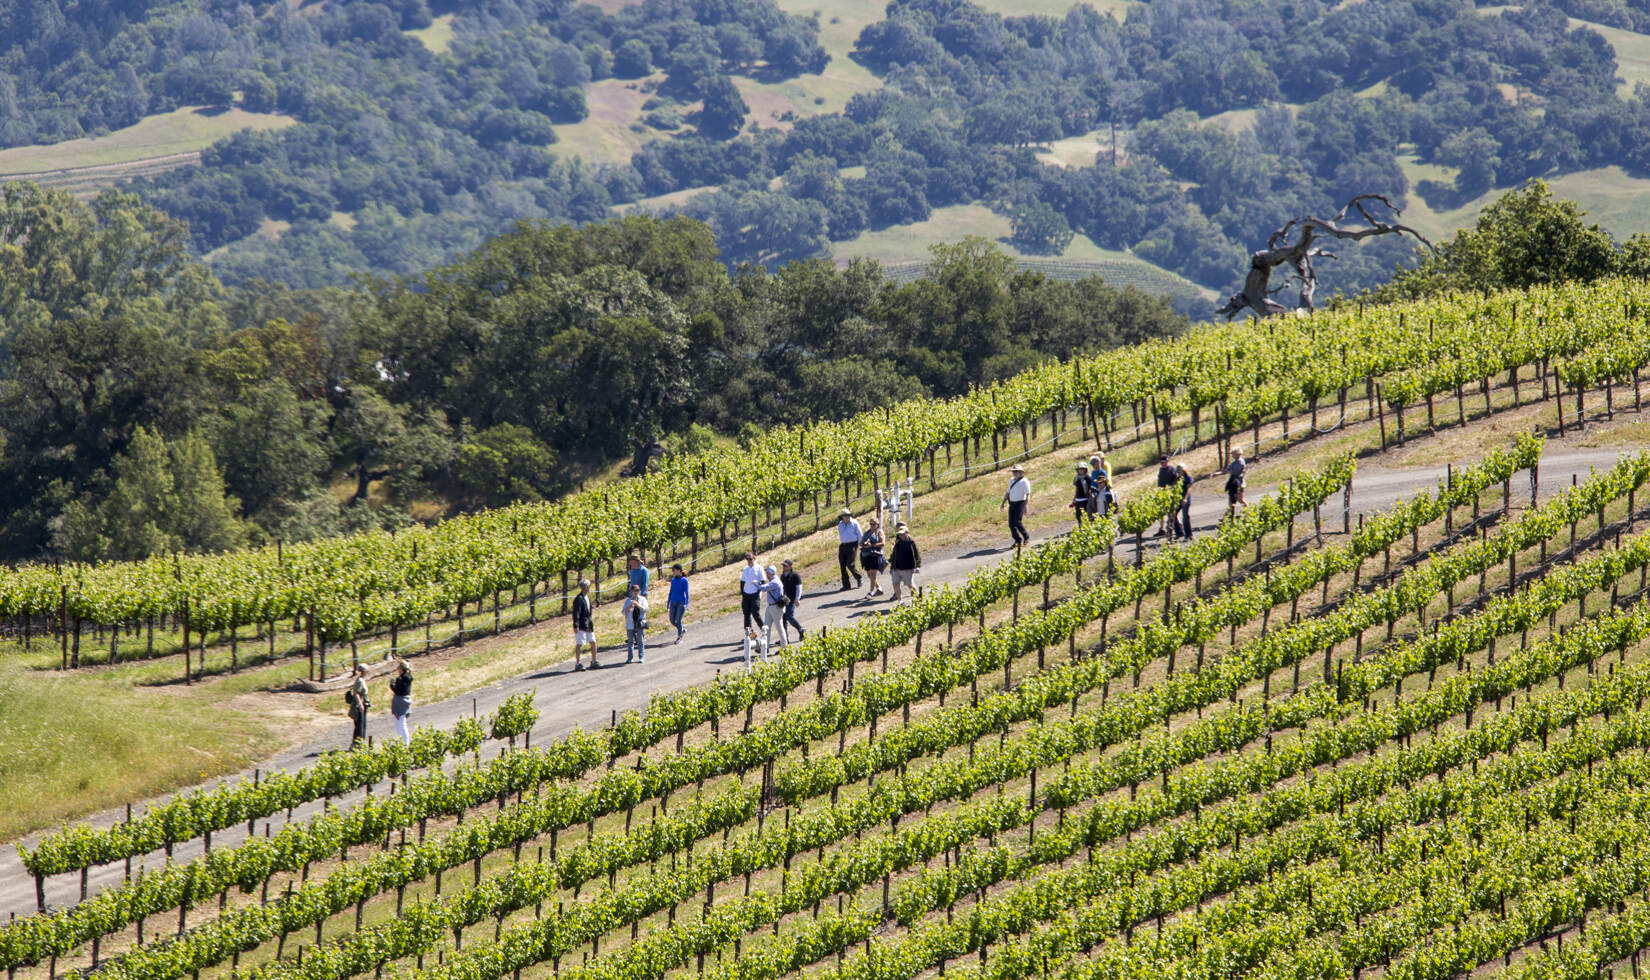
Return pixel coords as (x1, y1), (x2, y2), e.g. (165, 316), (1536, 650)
(7, 0), (1650, 296)
(0, 185), (1183, 561)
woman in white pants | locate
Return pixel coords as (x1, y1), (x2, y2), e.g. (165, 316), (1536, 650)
(389, 661), (413, 744)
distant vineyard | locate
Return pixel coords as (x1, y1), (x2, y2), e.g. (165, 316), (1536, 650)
(0, 153), (201, 198)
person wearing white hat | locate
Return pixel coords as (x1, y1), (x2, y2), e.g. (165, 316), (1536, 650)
(1001, 463), (1031, 548)
(835, 508), (864, 591)
(1071, 461), (1093, 526)
(761, 564), (791, 650)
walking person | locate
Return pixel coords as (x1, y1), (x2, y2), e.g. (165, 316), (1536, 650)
(779, 559), (805, 641)
(888, 523), (921, 602)
(762, 566), (790, 651)
(1086, 454), (1109, 519)
(739, 553), (765, 630)
(1001, 464), (1031, 548)
(859, 518), (887, 597)
(666, 564), (689, 644)
(622, 583), (648, 664)
(1095, 471), (1117, 517)
(626, 553), (650, 595)
(1224, 447), (1249, 520)
(388, 661), (413, 745)
(835, 509), (865, 591)
(346, 664), (370, 747)
(572, 578), (599, 670)
(1071, 462), (1093, 526)
(1173, 462), (1194, 540)
(1156, 454), (1178, 536)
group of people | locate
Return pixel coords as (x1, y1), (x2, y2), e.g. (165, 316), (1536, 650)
(737, 554), (806, 668)
(343, 445), (1258, 746)
(834, 509), (922, 601)
(998, 445), (1252, 547)
(345, 659), (415, 747)
(570, 554), (692, 670)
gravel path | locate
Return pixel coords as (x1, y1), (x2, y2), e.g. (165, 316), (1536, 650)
(0, 447), (1631, 919)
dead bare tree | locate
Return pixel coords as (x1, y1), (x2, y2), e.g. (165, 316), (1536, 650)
(1216, 194), (1432, 319)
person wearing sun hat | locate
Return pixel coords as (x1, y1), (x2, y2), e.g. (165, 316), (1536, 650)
(1001, 463), (1031, 548)
(1087, 453), (1109, 517)
(835, 508), (864, 591)
(1071, 461), (1093, 526)
(888, 522), (921, 602)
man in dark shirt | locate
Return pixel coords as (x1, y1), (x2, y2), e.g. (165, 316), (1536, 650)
(1156, 455), (1178, 536)
(571, 578), (598, 670)
(889, 523), (921, 602)
(1173, 463), (1194, 540)
(779, 559), (805, 641)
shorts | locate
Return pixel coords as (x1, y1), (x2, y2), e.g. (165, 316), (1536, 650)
(891, 568), (915, 590)
(1226, 482), (1244, 505)
(574, 630), (595, 645)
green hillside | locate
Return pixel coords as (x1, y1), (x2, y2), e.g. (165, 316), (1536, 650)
(4, 275), (1650, 980)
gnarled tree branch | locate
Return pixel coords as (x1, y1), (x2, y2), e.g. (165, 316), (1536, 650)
(1217, 194), (1433, 319)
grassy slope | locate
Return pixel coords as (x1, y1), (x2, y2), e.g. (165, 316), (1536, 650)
(0, 106), (293, 175)
(1398, 155), (1650, 242)
(831, 203), (1218, 300)
(405, 13), (455, 54)
(1571, 16), (1650, 95)
(546, 76), (664, 168)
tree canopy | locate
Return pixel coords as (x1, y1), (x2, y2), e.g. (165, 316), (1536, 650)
(0, 187), (1186, 562)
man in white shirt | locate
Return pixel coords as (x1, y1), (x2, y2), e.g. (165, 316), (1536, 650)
(835, 509), (864, 591)
(739, 553), (766, 631)
(1000, 463), (1031, 547)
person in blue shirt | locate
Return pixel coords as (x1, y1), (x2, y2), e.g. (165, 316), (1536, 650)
(626, 553), (651, 595)
(667, 564), (690, 645)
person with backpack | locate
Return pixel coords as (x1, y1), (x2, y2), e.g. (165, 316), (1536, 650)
(835, 509), (865, 591)
(666, 565), (689, 645)
(1071, 461), (1093, 526)
(572, 578), (598, 670)
(622, 583), (649, 664)
(761, 564), (790, 650)
(1000, 464), (1031, 547)
(388, 661), (413, 744)
(779, 558), (805, 641)
(345, 664), (370, 747)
